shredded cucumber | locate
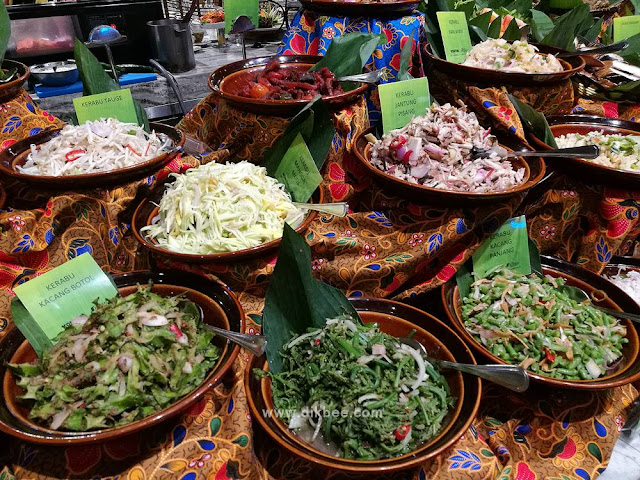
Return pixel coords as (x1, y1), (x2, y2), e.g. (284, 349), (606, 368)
(142, 161), (305, 254)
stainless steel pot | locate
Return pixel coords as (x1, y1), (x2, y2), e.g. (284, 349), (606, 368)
(147, 19), (196, 73)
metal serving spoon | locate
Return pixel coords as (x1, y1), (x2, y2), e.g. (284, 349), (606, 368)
(399, 337), (530, 392)
(471, 145), (600, 161)
(556, 285), (640, 324)
(293, 202), (349, 217)
(558, 41), (629, 58)
(337, 70), (385, 84)
(202, 324), (266, 356)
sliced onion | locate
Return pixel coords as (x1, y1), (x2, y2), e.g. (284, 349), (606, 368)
(586, 358), (603, 379)
(50, 409), (71, 430)
(182, 362), (193, 374)
(357, 393), (381, 404)
(118, 355), (133, 373)
(139, 314), (168, 326)
(372, 343), (386, 356)
(71, 315), (89, 327)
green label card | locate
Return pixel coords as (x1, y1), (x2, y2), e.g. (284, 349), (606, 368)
(225, 0), (259, 34)
(437, 11), (472, 64)
(274, 132), (323, 203)
(378, 77), (430, 134)
(12, 254), (118, 356)
(472, 216), (531, 279)
(73, 89), (138, 124)
(614, 16), (640, 42)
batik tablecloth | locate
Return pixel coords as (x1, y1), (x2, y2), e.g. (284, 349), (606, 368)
(0, 90), (638, 480)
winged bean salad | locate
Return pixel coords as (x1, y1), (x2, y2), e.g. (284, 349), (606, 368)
(461, 269), (628, 380)
(9, 286), (219, 431)
(370, 103), (526, 192)
(256, 316), (454, 460)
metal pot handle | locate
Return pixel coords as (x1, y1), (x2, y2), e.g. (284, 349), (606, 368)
(173, 24), (187, 34)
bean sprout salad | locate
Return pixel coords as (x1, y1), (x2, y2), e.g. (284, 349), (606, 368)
(18, 119), (172, 177)
(462, 39), (563, 74)
(142, 161), (305, 255)
(370, 103), (526, 192)
(256, 316), (454, 460)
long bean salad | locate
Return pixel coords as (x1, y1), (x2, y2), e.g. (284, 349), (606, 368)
(9, 286), (219, 431)
(461, 269), (628, 380)
(256, 316), (454, 460)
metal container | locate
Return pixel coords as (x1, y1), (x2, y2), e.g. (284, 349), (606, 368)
(30, 60), (79, 86)
(147, 19), (196, 73)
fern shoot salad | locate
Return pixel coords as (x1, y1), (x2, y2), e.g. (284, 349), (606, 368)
(460, 269), (628, 380)
(255, 315), (455, 460)
(9, 286), (219, 431)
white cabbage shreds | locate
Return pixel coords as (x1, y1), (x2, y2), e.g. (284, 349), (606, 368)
(462, 39), (563, 74)
(607, 269), (640, 307)
(370, 103), (526, 193)
(141, 161), (305, 254)
(17, 118), (170, 177)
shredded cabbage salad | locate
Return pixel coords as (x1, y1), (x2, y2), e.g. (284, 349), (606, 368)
(255, 316), (454, 460)
(370, 103), (526, 192)
(142, 161), (305, 254)
(18, 118), (171, 177)
(607, 269), (640, 307)
(555, 131), (640, 171)
(463, 39), (563, 74)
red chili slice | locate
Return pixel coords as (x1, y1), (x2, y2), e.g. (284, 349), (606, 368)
(169, 323), (183, 338)
(389, 136), (407, 150)
(393, 424), (411, 441)
(314, 339), (321, 346)
(125, 144), (141, 156)
(544, 348), (556, 363)
(65, 149), (85, 162)
(402, 150), (413, 164)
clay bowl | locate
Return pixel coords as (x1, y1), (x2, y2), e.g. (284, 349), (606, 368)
(133, 181), (323, 264)
(246, 298), (481, 474)
(441, 255), (640, 390)
(353, 127), (545, 207)
(208, 55), (369, 116)
(0, 182), (5, 209)
(0, 123), (185, 189)
(528, 115), (640, 188)
(602, 256), (640, 308)
(422, 43), (585, 87)
(0, 60), (30, 103)
(298, 0), (420, 16)
(0, 270), (244, 445)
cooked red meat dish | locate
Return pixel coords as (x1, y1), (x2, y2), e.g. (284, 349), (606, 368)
(238, 59), (344, 100)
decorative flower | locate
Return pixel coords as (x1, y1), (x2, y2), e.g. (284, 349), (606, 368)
(615, 415), (624, 432)
(343, 229), (357, 238)
(498, 107), (513, 120)
(311, 258), (325, 270)
(408, 233), (424, 247)
(539, 224), (557, 239)
(247, 327), (257, 335)
(561, 190), (577, 198)
(115, 252), (128, 267)
(323, 26), (336, 39)
(188, 453), (212, 469)
(549, 435), (586, 468)
(41, 110), (55, 122)
(44, 200), (53, 217)
(7, 215), (25, 232)
(360, 244), (377, 260)
(0, 104), (9, 113)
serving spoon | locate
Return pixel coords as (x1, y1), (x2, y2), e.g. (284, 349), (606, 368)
(556, 285), (640, 324)
(337, 70), (385, 84)
(557, 41), (629, 58)
(399, 337), (530, 392)
(471, 145), (600, 161)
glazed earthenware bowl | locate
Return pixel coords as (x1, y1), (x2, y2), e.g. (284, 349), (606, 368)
(0, 60), (30, 103)
(298, 0), (420, 16)
(422, 43), (585, 87)
(528, 115), (640, 188)
(441, 255), (640, 390)
(0, 270), (244, 445)
(246, 298), (481, 474)
(602, 256), (640, 308)
(133, 183), (323, 264)
(0, 182), (5, 209)
(353, 127), (546, 206)
(0, 123), (184, 189)
(208, 55), (369, 116)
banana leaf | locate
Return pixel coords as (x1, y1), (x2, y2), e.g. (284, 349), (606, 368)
(540, 3), (591, 51)
(0, 3), (13, 81)
(508, 94), (557, 148)
(618, 33), (640, 67)
(309, 32), (385, 78)
(530, 10), (554, 43)
(397, 28), (416, 82)
(502, 18), (522, 41)
(263, 224), (360, 373)
(487, 15), (502, 39)
(74, 39), (149, 131)
(263, 95), (335, 174)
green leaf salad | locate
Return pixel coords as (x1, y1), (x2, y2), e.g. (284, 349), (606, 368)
(9, 286), (219, 431)
(256, 315), (455, 460)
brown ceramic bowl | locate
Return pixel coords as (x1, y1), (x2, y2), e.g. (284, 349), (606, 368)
(441, 256), (640, 390)
(298, 0), (420, 15)
(0, 60), (29, 103)
(0, 182), (5, 209)
(0, 270), (244, 445)
(602, 256), (640, 308)
(208, 55), (369, 116)
(528, 115), (640, 188)
(245, 298), (481, 474)
(353, 127), (546, 206)
(133, 181), (323, 264)
(422, 43), (585, 87)
(0, 122), (185, 189)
